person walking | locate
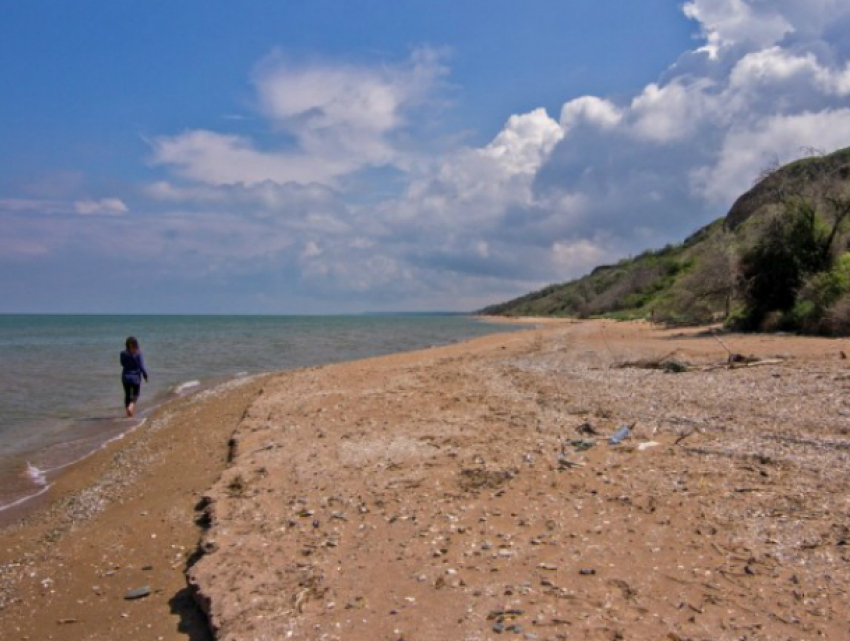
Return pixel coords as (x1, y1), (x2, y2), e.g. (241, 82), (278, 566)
(120, 336), (148, 417)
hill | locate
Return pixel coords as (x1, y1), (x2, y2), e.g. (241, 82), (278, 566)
(481, 146), (850, 334)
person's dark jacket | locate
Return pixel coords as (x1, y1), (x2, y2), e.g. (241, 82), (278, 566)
(120, 350), (148, 385)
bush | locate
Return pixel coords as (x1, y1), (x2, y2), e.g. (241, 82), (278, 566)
(738, 199), (837, 330)
(823, 292), (850, 335)
(793, 253), (850, 333)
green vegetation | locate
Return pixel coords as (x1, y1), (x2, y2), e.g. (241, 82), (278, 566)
(481, 146), (850, 335)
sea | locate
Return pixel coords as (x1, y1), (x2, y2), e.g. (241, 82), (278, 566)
(0, 314), (519, 517)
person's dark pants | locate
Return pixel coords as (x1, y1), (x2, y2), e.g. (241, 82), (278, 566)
(123, 381), (141, 408)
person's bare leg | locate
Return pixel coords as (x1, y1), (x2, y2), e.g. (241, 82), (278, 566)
(126, 403), (135, 417)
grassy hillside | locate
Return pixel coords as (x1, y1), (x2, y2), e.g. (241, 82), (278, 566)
(482, 147), (850, 333)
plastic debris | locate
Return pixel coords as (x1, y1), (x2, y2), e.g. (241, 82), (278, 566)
(608, 425), (631, 445)
(569, 439), (596, 451)
(637, 441), (661, 451)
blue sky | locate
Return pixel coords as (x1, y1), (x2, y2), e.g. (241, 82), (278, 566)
(2, 1), (850, 313)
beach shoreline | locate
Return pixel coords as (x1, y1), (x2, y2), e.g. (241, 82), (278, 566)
(0, 372), (273, 640)
(0, 314), (515, 525)
(1, 319), (849, 640)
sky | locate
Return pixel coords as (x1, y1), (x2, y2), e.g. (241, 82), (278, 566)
(2, 1), (850, 314)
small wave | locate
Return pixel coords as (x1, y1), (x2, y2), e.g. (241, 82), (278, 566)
(174, 380), (201, 394)
(0, 483), (51, 513)
(26, 462), (48, 486)
(37, 417), (148, 477)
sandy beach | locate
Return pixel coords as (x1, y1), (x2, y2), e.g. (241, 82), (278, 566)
(2, 320), (849, 640)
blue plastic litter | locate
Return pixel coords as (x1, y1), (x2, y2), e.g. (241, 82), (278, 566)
(608, 425), (631, 445)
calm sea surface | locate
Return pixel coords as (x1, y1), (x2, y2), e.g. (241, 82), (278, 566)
(0, 314), (519, 514)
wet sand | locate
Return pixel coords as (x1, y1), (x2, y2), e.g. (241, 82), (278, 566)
(0, 375), (269, 640)
(2, 320), (849, 640)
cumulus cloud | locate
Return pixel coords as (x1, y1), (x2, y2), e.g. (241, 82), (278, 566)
(692, 108), (850, 202)
(149, 48), (447, 187)
(255, 48), (444, 163)
(357, 0), (850, 303)
(528, 0), (850, 246)
(560, 97), (623, 131)
(683, 0), (792, 53)
(684, 0), (850, 53)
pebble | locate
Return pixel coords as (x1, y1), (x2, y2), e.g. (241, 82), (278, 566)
(124, 586), (151, 600)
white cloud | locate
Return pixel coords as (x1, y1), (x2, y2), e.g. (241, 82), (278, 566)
(560, 96), (623, 131)
(145, 179), (341, 211)
(409, 107), (563, 221)
(329, 0), (850, 303)
(150, 48), (447, 187)
(627, 77), (722, 143)
(149, 130), (352, 186)
(692, 109), (850, 203)
(552, 239), (610, 271)
(683, 0), (792, 53)
(481, 108), (564, 175)
(729, 47), (850, 96)
(74, 198), (129, 216)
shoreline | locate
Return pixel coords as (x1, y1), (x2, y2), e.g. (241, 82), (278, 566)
(1, 319), (848, 639)
(0, 317), (537, 528)
(0, 315), (517, 522)
(0, 321), (541, 640)
(0, 372), (274, 640)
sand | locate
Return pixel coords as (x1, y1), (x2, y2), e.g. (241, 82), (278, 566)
(2, 320), (850, 640)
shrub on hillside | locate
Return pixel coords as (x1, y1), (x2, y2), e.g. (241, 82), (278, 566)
(737, 198), (839, 330)
(793, 253), (850, 334)
(823, 291), (850, 335)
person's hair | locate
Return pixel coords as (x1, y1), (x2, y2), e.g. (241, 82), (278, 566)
(125, 336), (139, 351)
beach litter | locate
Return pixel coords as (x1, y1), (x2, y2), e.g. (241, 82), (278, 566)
(637, 441), (661, 451)
(569, 439), (596, 451)
(608, 425), (632, 445)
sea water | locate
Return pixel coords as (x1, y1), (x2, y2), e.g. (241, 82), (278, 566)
(0, 314), (518, 515)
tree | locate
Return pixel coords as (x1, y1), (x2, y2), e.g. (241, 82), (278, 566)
(738, 194), (850, 331)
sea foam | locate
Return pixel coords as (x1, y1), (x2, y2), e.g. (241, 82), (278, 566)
(175, 380), (201, 394)
(26, 462), (47, 486)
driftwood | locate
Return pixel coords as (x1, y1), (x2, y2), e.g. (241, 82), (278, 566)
(728, 358), (785, 369)
(702, 357), (787, 372)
